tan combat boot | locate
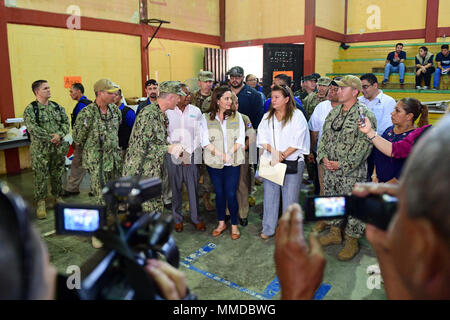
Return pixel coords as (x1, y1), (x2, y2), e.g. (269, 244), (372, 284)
(36, 200), (47, 220)
(319, 226), (342, 246)
(203, 192), (215, 211)
(248, 196), (256, 207)
(312, 220), (330, 233)
(338, 235), (360, 261)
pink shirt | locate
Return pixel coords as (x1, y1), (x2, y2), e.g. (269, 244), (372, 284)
(392, 125), (432, 158)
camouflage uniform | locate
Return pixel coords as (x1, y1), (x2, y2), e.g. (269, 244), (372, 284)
(23, 101), (70, 201)
(303, 91), (328, 186)
(303, 92), (328, 121)
(293, 89), (308, 102)
(73, 102), (122, 204)
(191, 90), (212, 114)
(317, 101), (377, 238)
(122, 103), (169, 213)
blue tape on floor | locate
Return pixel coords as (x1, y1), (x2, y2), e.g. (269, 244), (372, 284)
(313, 283), (332, 300)
(180, 242), (217, 266)
(181, 244), (331, 300)
(261, 277), (281, 299)
(185, 263), (266, 300)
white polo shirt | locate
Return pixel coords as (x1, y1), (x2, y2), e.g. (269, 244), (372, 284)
(257, 109), (310, 161)
(166, 104), (203, 154)
(308, 100), (333, 150)
(358, 90), (396, 135)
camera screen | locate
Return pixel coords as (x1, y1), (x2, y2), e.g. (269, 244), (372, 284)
(314, 197), (346, 218)
(63, 208), (100, 232)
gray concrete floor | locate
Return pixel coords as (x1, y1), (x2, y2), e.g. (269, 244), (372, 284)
(2, 168), (387, 300)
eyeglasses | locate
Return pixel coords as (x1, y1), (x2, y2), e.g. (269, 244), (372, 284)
(330, 105), (352, 131)
(247, 78), (257, 82)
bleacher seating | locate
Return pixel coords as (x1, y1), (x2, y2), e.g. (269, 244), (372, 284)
(327, 42), (449, 124)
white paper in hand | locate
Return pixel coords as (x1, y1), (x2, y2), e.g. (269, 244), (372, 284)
(258, 156), (287, 186)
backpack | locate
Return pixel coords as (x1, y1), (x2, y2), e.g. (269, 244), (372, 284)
(26, 100), (63, 142)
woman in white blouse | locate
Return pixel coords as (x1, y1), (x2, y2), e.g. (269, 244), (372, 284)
(257, 85), (310, 239)
(201, 86), (245, 240)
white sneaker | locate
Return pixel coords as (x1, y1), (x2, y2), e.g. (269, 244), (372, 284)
(423, 86), (428, 90)
(416, 86), (421, 90)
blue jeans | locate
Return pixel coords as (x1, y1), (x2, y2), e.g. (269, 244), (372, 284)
(207, 165), (241, 225)
(433, 67), (450, 89)
(384, 63), (405, 82)
(262, 160), (305, 236)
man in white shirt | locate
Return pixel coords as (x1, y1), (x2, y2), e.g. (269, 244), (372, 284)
(308, 80), (340, 196)
(358, 73), (396, 181)
(165, 84), (206, 233)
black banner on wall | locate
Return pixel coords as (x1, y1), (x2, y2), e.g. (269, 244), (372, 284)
(262, 43), (304, 97)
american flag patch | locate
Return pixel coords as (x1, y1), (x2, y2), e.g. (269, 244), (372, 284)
(247, 123), (252, 128)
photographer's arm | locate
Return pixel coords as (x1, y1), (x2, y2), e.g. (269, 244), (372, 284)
(358, 117), (393, 157)
(275, 203), (326, 300)
(353, 183), (413, 299)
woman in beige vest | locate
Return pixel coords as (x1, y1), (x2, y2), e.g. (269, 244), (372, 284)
(200, 86), (245, 240)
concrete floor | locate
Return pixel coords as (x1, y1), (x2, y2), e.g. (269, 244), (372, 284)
(2, 168), (386, 300)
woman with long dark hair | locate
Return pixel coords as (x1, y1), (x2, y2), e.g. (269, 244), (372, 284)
(256, 85), (310, 239)
(200, 86), (245, 240)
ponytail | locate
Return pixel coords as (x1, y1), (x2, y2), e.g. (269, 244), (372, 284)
(417, 103), (429, 128)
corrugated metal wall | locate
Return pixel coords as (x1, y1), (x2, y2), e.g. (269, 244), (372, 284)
(204, 48), (228, 82)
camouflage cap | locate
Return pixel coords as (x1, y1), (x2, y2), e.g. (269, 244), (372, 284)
(94, 79), (119, 93)
(198, 71), (214, 82)
(159, 81), (187, 96)
(303, 74), (318, 82)
(333, 75), (362, 91)
(317, 77), (332, 86)
(226, 66), (244, 77)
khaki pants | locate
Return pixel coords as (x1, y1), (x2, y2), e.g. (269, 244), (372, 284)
(237, 160), (250, 219)
(65, 143), (86, 193)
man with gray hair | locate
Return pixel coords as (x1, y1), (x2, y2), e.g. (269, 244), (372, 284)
(274, 114), (450, 300)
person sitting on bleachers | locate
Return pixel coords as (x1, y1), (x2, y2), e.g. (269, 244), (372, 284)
(433, 44), (450, 90)
(382, 43), (406, 85)
(415, 46), (435, 90)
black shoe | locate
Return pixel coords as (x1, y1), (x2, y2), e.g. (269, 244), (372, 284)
(61, 190), (80, 198)
(88, 191), (94, 197)
(239, 218), (248, 227)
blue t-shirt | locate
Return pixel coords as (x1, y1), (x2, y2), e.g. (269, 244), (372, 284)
(73, 95), (90, 118)
(374, 125), (412, 182)
(436, 52), (450, 68)
(119, 103), (136, 128)
(387, 51), (406, 67)
(264, 96), (306, 118)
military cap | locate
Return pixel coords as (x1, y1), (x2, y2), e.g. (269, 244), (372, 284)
(159, 81), (187, 96)
(317, 77), (332, 86)
(198, 71), (214, 82)
(94, 79), (119, 93)
(303, 74), (318, 82)
(312, 73), (321, 80)
(333, 75), (362, 91)
(226, 66), (244, 77)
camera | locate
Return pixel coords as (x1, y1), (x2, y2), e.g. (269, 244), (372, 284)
(305, 194), (398, 230)
(54, 176), (188, 300)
